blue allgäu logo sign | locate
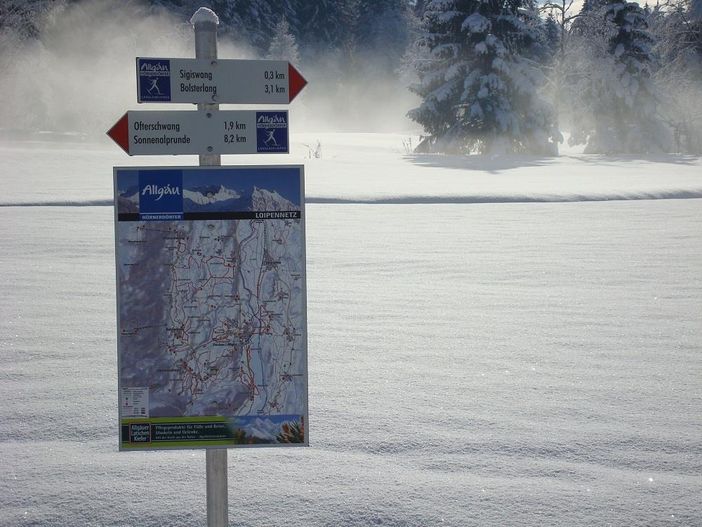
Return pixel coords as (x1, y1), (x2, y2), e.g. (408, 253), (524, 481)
(138, 58), (171, 102)
(256, 112), (288, 153)
(139, 170), (183, 221)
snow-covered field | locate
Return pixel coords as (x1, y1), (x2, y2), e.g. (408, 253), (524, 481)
(1, 133), (701, 526)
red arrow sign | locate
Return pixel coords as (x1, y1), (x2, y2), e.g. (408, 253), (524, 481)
(288, 63), (307, 103)
(107, 113), (129, 154)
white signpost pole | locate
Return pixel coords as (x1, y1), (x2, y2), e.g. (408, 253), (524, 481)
(191, 8), (228, 527)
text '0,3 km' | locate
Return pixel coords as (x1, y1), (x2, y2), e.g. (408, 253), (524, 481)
(136, 58), (307, 105)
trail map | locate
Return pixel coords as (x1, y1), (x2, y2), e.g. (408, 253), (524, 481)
(114, 166), (307, 450)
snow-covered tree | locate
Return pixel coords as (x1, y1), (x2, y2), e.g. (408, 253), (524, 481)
(687, 0), (702, 60)
(569, 1), (671, 153)
(356, 0), (412, 72)
(692, 0), (702, 20)
(292, 0), (358, 50)
(148, 0), (277, 52)
(537, 0), (584, 138)
(543, 13), (561, 58)
(649, 1), (701, 75)
(409, 0), (560, 154)
(414, 0), (429, 18)
(216, 0), (277, 50)
(0, 0), (61, 40)
(541, 0), (582, 59)
(265, 17), (300, 64)
(646, 0), (702, 152)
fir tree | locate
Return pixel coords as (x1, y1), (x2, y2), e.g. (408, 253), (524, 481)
(293, 0), (357, 49)
(414, 0), (429, 18)
(409, 0), (559, 154)
(691, 0), (702, 19)
(356, 0), (412, 72)
(691, 0), (702, 58)
(570, 1), (670, 153)
(539, 0), (585, 135)
(154, 0), (277, 53)
(647, 0), (702, 152)
(266, 17), (300, 64)
(267, 0), (300, 32)
(219, 0), (276, 51)
(544, 13), (560, 59)
(579, 0), (607, 12)
(0, 0), (61, 40)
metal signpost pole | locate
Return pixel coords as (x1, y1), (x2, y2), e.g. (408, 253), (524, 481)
(191, 8), (228, 527)
(193, 7), (222, 167)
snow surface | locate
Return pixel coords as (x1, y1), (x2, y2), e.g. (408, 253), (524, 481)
(0, 133), (701, 526)
(1, 133), (702, 206)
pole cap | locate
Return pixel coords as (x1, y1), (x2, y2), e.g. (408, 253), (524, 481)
(190, 7), (219, 27)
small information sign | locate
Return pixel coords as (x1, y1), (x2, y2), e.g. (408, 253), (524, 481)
(107, 110), (289, 156)
(136, 58), (307, 105)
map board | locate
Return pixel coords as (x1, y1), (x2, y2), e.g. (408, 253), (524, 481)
(114, 165), (308, 450)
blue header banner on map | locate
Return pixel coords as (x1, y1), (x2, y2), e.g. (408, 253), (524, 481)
(116, 166), (302, 222)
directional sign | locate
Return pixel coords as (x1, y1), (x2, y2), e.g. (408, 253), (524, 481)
(106, 110), (289, 156)
(136, 58), (307, 105)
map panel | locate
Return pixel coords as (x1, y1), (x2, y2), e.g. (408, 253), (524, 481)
(114, 166), (307, 450)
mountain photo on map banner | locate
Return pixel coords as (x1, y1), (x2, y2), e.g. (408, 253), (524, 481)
(115, 170), (139, 215)
(182, 185), (297, 214)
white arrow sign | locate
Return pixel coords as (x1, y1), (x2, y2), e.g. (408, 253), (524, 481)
(107, 110), (289, 156)
(136, 58), (307, 105)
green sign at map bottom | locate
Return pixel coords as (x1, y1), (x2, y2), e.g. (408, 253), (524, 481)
(114, 165), (308, 450)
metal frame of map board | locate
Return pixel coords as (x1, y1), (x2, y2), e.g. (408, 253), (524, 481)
(113, 165), (308, 451)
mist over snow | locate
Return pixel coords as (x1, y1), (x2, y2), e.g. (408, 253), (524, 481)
(0, 0), (419, 137)
(0, 1), (248, 136)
